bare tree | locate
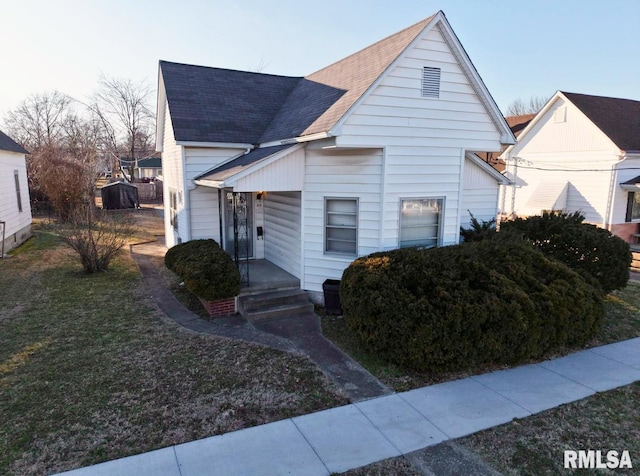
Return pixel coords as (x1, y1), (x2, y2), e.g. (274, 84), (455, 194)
(505, 96), (550, 116)
(91, 74), (155, 181)
(4, 91), (72, 149)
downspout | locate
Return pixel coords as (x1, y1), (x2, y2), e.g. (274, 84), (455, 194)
(0, 221), (5, 258)
(510, 156), (520, 217)
(181, 146), (192, 241)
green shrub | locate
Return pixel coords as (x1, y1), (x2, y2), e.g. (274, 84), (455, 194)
(460, 211), (497, 242)
(501, 211), (631, 293)
(340, 239), (603, 373)
(164, 239), (240, 301)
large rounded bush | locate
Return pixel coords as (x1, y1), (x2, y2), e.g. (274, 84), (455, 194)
(165, 239), (240, 301)
(501, 212), (631, 293)
(340, 238), (603, 373)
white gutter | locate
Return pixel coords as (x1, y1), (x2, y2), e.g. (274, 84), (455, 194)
(175, 141), (254, 149)
(259, 131), (331, 148)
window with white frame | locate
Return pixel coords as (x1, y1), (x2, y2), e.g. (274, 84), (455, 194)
(14, 170), (22, 213)
(169, 189), (178, 229)
(399, 198), (443, 248)
(325, 198), (358, 255)
(626, 192), (640, 221)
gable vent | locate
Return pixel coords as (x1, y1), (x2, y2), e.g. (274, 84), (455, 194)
(422, 67), (441, 98)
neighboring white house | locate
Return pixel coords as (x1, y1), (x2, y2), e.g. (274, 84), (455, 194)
(500, 91), (640, 243)
(156, 11), (514, 297)
(0, 130), (31, 254)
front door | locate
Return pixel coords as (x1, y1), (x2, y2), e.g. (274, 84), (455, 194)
(224, 192), (253, 258)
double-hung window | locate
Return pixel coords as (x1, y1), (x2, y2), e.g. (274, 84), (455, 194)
(325, 198), (358, 255)
(626, 192), (640, 221)
(399, 198), (443, 248)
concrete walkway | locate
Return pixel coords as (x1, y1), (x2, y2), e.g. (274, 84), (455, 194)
(56, 337), (640, 475)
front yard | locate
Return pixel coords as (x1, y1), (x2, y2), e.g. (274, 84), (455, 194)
(0, 218), (347, 475)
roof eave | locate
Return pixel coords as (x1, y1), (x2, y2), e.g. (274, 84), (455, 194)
(259, 131), (331, 148)
(466, 152), (511, 185)
(176, 141), (254, 149)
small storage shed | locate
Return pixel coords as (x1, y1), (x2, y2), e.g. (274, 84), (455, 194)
(100, 181), (140, 209)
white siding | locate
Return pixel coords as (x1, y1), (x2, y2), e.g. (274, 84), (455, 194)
(0, 150), (32, 251)
(505, 98), (621, 225)
(185, 146), (244, 246)
(264, 192), (301, 277)
(337, 24), (504, 252)
(303, 148), (382, 292)
(160, 100), (184, 247)
(232, 147), (305, 192)
(461, 157), (500, 228)
(611, 157), (640, 224)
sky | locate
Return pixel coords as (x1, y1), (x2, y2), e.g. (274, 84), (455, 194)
(1, 0), (639, 121)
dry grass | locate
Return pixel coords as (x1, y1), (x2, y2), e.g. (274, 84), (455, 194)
(459, 382), (640, 475)
(0, 219), (347, 475)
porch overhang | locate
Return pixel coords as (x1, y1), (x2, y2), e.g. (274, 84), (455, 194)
(194, 144), (304, 191)
(621, 175), (640, 191)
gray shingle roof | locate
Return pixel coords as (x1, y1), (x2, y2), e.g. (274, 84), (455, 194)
(160, 15), (434, 145)
(195, 145), (295, 182)
(0, 130), (28, 154)
(562, 92), (640, 152)
(160, 61), (301, 144)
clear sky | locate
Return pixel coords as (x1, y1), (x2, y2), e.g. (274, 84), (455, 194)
(1, 0), (638, 120)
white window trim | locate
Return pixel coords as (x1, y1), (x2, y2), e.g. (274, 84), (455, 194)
(324, 197), (359, 257)
(398, 196), (445, 249)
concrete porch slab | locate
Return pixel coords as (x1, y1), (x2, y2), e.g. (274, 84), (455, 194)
(292, 404), (400, 474)
(472, 363), (595, 414)
(56, 447), (180, 476)
(539, 348), (640, 392)
(173, 419), (326, 476)
(355, 394), (448, 454)
(399, 378), (531, 439)
(241, 259), (299, 294)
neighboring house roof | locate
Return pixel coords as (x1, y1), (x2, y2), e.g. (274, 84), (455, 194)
(195, 145), (295, 183)
(505, 114), (536, 137)
(561, 92), (640, 152)
(0, 130), (28, 154)
(100, 180), (138, 189)
(158, 11), (514, 148)
(137, 157), (162, 168)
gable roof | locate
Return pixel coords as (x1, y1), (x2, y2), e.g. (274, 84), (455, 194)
(561, 92), (640, 152)
(0, 130), (28, 154)
(159, 11), (513, 147)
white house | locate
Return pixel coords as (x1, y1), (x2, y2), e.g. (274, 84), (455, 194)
(500, 91), (640, 243)
(0, 130), (31, 255)
(156, 11), (514, 298)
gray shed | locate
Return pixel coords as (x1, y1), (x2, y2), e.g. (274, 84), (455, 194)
(100, 181), (140, 209)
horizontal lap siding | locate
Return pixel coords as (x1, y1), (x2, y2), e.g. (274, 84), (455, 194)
(161, 101), (183, 247)
(462, 157), (500, 227)
(184, 146), (245, 245)
(264, 192), (301, 277)
(338, 24), (503, 251)
(507, 100), (621, 225)
(303, 149), (382, 292)
(0, 151), (31, 237)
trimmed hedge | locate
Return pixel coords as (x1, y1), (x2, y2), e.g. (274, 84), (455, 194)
(164, 239), (240, 301)
(501, 212), (631, 293)
(340, 238), (603, 373)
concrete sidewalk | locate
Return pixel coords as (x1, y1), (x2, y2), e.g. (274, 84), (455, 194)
(57, 337), (640, 476)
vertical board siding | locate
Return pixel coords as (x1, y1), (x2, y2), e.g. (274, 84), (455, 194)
(233, 147), (305, 192)
(264, 192), (301, 277)
(0, 151), (31, 238)
(303, 149), (382, 292)
(190, 188), (221, 242)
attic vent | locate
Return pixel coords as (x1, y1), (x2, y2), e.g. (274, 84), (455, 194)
(554, 106), (567, 123)
(422, 67), (441, 98)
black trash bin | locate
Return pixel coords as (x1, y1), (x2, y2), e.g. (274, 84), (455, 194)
(322, 279), (342, 315)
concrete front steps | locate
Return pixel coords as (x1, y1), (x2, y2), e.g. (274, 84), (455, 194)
(238, 288), (314, 322)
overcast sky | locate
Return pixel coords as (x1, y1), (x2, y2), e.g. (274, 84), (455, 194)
(1, 0), (638, 121)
